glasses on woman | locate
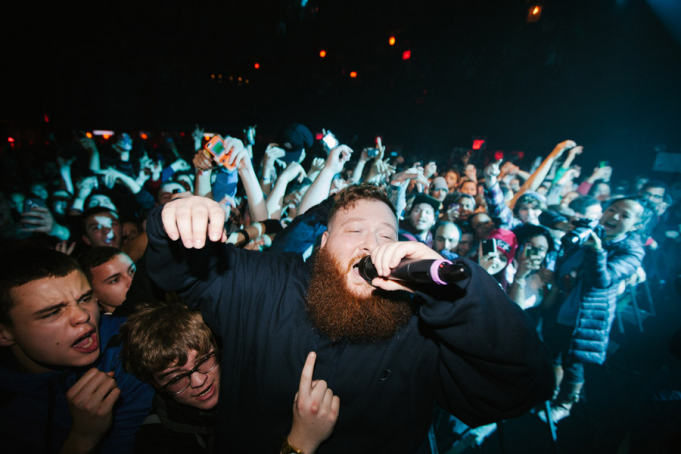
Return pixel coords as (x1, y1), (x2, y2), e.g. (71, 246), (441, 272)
(158, 351), (219, 396)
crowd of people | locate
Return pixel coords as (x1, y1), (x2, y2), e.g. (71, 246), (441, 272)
(0, 122), (679, 453)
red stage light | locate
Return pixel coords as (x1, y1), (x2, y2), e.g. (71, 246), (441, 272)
(140, 133), (148, 140)
(315, 133), (324, 141)
(402, 50), (411, 60)
(44, 114), (50, 123)
(494, 151), (504, 161)
(350, 71), (357, 78)
(254, 63), (260, 69)
(472, 139), (486, 150)
(7, 137), (14, 143)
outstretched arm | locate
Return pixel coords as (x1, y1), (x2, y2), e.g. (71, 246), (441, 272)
(510, 140), (576, 209)
(297, 145), (353, 216)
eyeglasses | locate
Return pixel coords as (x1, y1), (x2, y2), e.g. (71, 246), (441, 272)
(158, 351), (219, 396)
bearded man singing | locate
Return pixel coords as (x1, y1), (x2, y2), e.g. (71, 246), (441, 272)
(147, 184), (553, 454)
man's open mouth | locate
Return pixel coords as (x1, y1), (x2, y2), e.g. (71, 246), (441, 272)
(72, 329), (99, 353)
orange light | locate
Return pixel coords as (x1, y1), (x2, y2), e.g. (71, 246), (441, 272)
(527, 5), (542, 22)
(350, 71), (357, 78)
(254, 63), (260, 69)
(211, 74), (215, 79)
(102, 134), (110, 140)
(319, 50), (326, 58)
(389, 36), (396, 46)
(86, 132), (93, 138)
(140, 133), (148, 140)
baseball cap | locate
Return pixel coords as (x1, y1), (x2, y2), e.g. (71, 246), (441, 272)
(279, 123), (313, 163)
(487, 229), (518, 264)
(411, 194), (441, 213)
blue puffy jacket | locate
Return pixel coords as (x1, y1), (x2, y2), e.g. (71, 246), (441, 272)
(557, 235), (645, 365)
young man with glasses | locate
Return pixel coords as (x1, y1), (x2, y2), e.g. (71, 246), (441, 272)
(120, 303), (339, 454)
(120, 303), (221, 452)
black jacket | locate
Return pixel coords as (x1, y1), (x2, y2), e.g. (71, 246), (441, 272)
(134, 393), (216, 454)
(145, 205), (553, 454)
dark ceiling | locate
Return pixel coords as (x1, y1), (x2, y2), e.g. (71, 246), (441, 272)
(4, 0), (681, 173)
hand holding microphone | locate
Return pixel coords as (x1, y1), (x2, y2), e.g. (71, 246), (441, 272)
(363, 241), (469, 293)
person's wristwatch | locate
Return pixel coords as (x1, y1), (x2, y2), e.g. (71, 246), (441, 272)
(280, 438), (304, 454)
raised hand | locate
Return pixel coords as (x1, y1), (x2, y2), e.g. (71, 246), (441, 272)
(21, 206), (56, 234)
(78, 134), (99, 155)
(550, 140), (577, 159)
(170, 159), (192, 173)
(193, 150), (214, 172)
(325, 145), (353, 175)
(424, 161), (437, 179)
(499, 161), (519, 179)
(287, 352), (340, 454)
(222, 137), (252, 172)
(309, 157), (326, 175)
(484, 159), (503, 188)
(75, 176), (98, 198)
(280, 162), (307, 184)
(192, 125), (205, 141)
(95, 168), (122, 189)
(243, 125), (257, 145)
(263, 144), (287, 170)
(161, 194), (227, 249)
(516, 245), (542, 279)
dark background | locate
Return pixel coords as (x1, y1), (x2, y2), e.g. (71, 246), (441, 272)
(3, 0), (681, 177)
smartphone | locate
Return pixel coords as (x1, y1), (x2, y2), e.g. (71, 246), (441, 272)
(322, 132), (339, 150)
(481, 238), (497, 256)
(525, 245), (540, 257)
(367, 148), (379, 158)
(205, 135), (236, 171)
(24, 198), (46, 213)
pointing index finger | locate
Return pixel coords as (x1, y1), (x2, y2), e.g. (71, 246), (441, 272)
(299, 352), (317, 397)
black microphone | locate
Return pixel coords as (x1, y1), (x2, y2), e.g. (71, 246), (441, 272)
(356, 256), (469, 286)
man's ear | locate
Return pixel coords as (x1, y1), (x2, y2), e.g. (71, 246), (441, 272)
(320, 231), (329, 249)
(0, 324), (16, 347)
(82, 234), (91, 246)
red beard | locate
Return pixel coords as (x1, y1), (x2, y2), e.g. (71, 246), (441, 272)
(306, 247), (415, 343)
